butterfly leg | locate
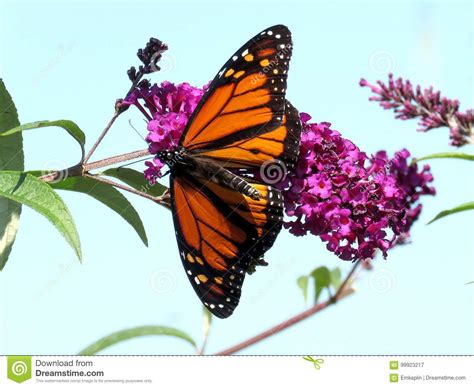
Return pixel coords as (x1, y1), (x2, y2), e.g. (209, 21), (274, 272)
(247, 257), (269, 275)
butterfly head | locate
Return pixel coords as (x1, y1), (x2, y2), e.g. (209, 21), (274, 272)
(156, 147), (190, 169)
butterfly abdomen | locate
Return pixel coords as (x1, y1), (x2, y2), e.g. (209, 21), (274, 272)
(187, 155), (261, 200)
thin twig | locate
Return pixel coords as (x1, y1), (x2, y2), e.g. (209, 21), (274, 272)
(39, 148), (150, 183)
(332, 259), (360, 302)
(199, 333), (210, 356)
(214, 261), (361, 356)
(198, 311), (212, 355)
(85, 174), (170, 208)
(83, 149), (150, 172)
(83, 111), (121, 164)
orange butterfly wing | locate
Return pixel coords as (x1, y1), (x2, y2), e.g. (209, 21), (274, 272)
(170, 25), (302, 318)
(179, 25), (301, 170)
(171, 175), (283, 318)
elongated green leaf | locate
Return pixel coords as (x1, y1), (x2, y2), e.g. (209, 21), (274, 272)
(0, 171), (81, 261)
(103, 167), (167, 197)
(297, 275), (309, 302)
(428, 201), (474, 224)
(0, 79), (24, 270)
(311, 266), (331, 304)
(78, 326), (197, 355)
(49, 176), (148, 246)
(417, 152), (474, 162)
(0, 119), (86, 160)
(466, 281), (474, 285)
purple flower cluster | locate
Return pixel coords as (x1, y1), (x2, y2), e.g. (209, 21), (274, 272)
(276, 114), (435, 261)
(360, 74), (473, 147)
(125, 80), (435, 261)
(123, 81), (206, 183)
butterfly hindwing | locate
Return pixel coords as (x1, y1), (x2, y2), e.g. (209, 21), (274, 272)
(170, 174), (283, 318)
(180, 25), (295, 157)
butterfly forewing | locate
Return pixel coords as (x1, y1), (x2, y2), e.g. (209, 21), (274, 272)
(180, 25), (293, 152)
(199, 100), (302, 170)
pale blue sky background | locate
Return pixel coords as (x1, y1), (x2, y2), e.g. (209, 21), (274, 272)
(0, 0), (473, 355)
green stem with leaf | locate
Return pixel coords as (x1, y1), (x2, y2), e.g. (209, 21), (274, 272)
(215, 261), (360, 355)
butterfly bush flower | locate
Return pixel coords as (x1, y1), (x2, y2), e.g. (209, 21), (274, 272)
(276, 114), (435, 261)
(123, 81), (206, 181)
(360, 74), (474, 147)
(125, 81), (435, 261)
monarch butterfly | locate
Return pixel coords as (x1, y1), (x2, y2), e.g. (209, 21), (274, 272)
(157, 25), (302, 318)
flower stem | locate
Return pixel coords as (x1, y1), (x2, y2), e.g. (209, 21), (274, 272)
(214, 261), (360, 355)
(39, 148), (150, 183)
(83, 110), (121, 164)
(84, 149), (150, 172)
(86, 174), (170, 208)
(332, 260), (360, 302)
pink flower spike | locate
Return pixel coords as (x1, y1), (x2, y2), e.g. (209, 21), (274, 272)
(361, 74), (474, 147)
(278, 113), (435, 261)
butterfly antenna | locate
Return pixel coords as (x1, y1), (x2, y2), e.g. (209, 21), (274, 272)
(131, 117), (177, 149)
(166, 130), (177, 148)
(128, 119), (148, 143)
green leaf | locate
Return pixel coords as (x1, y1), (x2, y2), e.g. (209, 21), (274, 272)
(78, 326), (197, 355)
(417, 152), (474, 162)
(0, 171), (81, 261)
(466, 281), (474, 285)
(102, 167), (167, 197)
(329, 268), (342, 289)
(310, 266), (331, 304)
(428, 201), (474, 224)
(50, 176), (148, 246)
(297, 275), (309, 302)
(0, 119), (86, 161)
(0, 79), (24, 270)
